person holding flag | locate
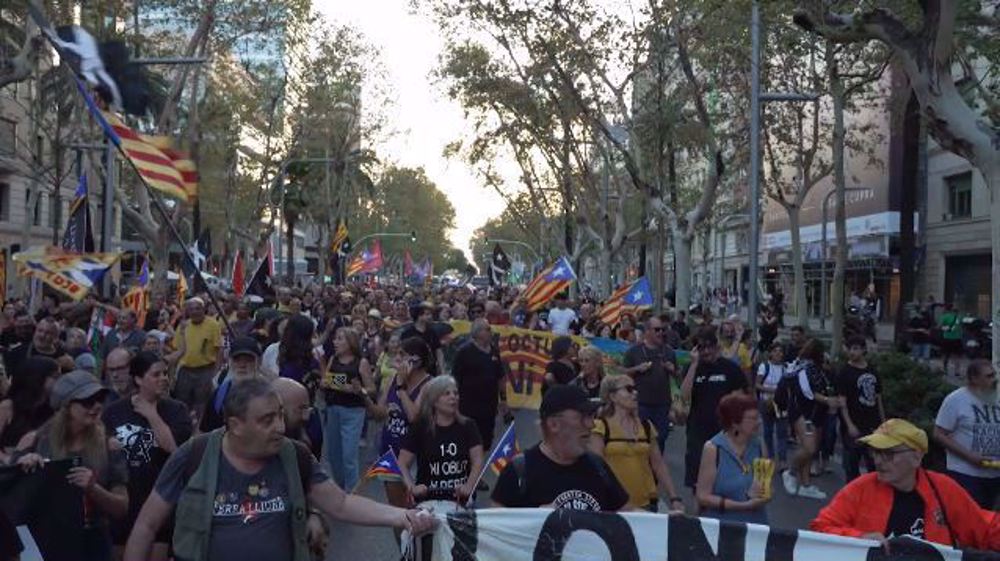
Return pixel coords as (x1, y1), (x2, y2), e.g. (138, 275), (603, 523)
(491, 385), (628, 511)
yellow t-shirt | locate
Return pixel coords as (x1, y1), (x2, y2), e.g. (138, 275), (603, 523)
(593, 416), (658, 509)
(180, 317), (222, 368)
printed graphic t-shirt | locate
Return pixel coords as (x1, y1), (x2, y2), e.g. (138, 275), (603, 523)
(935, 386), (1000, 478)
(402, 419), (482, 500)
(154, 439), (329, 561)
(885, 489), (926, 540)
(491, 445), (628, 511)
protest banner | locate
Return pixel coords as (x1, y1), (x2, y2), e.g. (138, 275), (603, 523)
(0, 459), (86, 561)
(431, 508), (989, 561)
(450, 321), (587, 410)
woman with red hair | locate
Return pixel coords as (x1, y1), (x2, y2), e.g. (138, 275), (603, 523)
(695, 393), (771, 523)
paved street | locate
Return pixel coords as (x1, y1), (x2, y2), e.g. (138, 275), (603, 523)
(326, 409), (849, 560)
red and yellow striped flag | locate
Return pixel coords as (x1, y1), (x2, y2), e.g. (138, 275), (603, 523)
(103, 112), (191, 203)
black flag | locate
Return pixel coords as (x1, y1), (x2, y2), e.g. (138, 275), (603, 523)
(183, 228), (212, 293)
(61, 174), (95, 253)
(245, 252), (275, 301)
(489, 243), (511, 286)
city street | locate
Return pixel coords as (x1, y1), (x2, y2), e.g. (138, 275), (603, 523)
(326, 409), (847, 560)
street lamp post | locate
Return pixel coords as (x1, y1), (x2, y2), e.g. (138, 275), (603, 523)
(484, 237), (541, 263)
(819, 187), (871, 328)
(748, 0), (819, 344)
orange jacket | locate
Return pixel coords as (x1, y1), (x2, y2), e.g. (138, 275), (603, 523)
(811, 470), (1000, 550)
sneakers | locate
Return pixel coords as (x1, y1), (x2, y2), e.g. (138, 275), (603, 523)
(796, 484), (827, 500)
(781, 470), (798, 495)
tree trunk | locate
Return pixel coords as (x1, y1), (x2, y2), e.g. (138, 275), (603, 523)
(989, 167), (1000, 364)
(893, 93), (920, 349)
(788, 206), (808, 327)
(673, 231), (693, 311)
(830, 50), (848, 354)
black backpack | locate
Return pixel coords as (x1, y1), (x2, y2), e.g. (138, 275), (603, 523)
(773, 370), (798, 414)
(509, 451), (614, 506)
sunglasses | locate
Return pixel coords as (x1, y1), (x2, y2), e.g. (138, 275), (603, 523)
(72, 394), (104, 409)
(617, 385), (638, 394)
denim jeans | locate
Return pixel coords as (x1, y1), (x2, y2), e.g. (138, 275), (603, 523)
(761, 403), (788, 463)
(324, 405), (367, 490)
(910, 343), (931, 361)
(947, 470), (1000, 509)
(638, 403), (671, 454)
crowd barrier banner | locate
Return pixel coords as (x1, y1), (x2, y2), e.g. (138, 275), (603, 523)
(431, 508), (986, 561)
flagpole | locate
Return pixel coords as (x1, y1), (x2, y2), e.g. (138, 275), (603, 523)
(465, 423), (514, 508)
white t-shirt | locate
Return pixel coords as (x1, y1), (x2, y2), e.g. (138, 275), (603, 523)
(548, 307), (577, 335)
(935, 386), (1000, 478)
(757, 362), (785, 391)
(261, 342), (280, 380)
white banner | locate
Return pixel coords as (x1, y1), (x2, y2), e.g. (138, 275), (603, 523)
(428, 508), (987, 561)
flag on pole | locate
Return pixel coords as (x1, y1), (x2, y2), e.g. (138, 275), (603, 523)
(487, 423), (520, 475)
(520, 256), (576, 311)
(404, 250), (415, 278)
(231, 249), (245, 296)
(101, 111), (190, 202)
(331, 220), (349, 255)
(364, 449), (403, 481)
(13, 246), (120, 300)
(245, 246), (275, 300)
(489, 243), (511, 286)
(597, 276), (654, 327)
(121, 259), (149, 327)
(62, 173), (95, 253)
(176, 266), (188, 306)
(346, 239), (383, 278)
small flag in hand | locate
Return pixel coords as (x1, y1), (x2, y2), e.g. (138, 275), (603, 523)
(365, 449), (403, 481)
(488, 423), (520, 475)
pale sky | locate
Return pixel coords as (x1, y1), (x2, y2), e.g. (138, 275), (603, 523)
(315, 0), (506, 258)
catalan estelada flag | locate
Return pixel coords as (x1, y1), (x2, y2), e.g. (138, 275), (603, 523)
(488, 423), (520, 475)
(121, 259), (149, 327)
(520, 256), (576, 311)
(597, 276), (654, 327)
(346, 239), (383, 278)
(13, 246), (120, 300)
(364, 449), (402, 481)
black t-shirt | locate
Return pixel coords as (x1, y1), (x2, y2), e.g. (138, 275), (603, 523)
(784, 342), (803, 364)
(544, 361), (577, 392)
(399, 325), (442, 375)
(452, 341), (505, 415)
(622, 344), (676, 406)
(4, 342), (72, 376)
(402, 419), (482, 501)
(687, 358), (748, 440)
(836, 363), (882, 434)
(102, 397), (192, 522)
(491, 445), (629, 511)
(885, 489), (926, 539)
(908, 315), (931, 344)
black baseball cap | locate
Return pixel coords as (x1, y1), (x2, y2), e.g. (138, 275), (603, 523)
(230, 336), (262, 359)
(539, 385), (600, 419)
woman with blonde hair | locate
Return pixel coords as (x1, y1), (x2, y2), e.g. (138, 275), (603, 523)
(590, 374), (684, 512)
(15, 371), (128, 561)
(571, 345), (605, 399)
(398, 375), (483, 561)
(321, 326), (376, 490)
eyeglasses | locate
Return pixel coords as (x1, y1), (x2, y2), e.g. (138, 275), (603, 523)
(651, 327), (665, 332)
(617, 385), (638, 394)
(72, 394), (104, 409)
(872, 447), (911, 462)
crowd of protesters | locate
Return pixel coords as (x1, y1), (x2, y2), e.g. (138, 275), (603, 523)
(0, 277), (999, 561)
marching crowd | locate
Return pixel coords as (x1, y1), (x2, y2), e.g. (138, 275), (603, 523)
(1, 279), (999, 561)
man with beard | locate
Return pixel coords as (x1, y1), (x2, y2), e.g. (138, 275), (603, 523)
(934, 360), (1000, 509)
(3, 316), (74, 375)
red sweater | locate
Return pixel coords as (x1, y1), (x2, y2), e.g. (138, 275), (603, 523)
(811, 470), (1000, 550)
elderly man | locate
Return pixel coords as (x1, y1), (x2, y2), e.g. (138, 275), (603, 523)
(125, 378), (436, 561)
(4, 316), (74, 375)
(272, 377), (319, 457)
(200, 337), (264, 432)
(170, 297), (223, 421)
(104, 309), (147, 356)
(452, 319), (508, 451)
(104, 347), (135, 402)
(812, 419), (1000, 550)
(492, 385), (628, 510)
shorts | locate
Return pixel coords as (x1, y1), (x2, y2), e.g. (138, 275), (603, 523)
(173, 364), (218, 418)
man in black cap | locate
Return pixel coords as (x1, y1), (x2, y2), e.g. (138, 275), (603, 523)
(492, 385), (628, 511)
(199, 336), (264, 432)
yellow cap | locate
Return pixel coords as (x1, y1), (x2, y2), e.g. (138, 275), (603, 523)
(858, 419), (928, 454)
